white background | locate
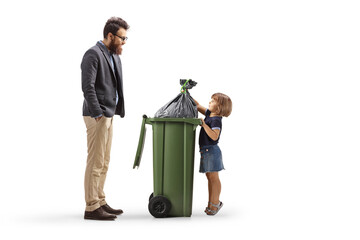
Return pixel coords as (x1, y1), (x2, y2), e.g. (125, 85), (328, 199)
(0, 0), (359, 239)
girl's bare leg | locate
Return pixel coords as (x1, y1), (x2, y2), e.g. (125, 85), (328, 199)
(206, 172), (221, 211)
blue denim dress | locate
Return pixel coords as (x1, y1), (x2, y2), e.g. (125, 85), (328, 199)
(199, 145), (224, 173)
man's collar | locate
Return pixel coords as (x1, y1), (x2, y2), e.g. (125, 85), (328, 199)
(97, 40), (112, 56)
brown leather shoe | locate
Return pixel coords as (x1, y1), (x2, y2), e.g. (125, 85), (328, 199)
(84, 207), (117, 220)
(101, 204), (123, 215)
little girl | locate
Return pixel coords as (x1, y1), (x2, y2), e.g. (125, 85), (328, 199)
(194, 93), (232, 216)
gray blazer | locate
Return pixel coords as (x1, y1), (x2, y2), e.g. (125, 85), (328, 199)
(81, 42), (125, 118)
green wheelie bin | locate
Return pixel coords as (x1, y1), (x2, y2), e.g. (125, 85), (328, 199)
(133, 115), (202, 218)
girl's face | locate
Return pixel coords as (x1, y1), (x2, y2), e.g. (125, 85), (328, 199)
(208, 98), (219, 114)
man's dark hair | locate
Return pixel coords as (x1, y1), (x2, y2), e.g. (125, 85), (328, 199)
(103, 17), (130, 38)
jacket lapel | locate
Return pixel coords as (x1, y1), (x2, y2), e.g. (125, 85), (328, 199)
(96, 42), (117, 80)
(113, 55), (123, 97)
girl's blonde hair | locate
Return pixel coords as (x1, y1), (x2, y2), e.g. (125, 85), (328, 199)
(212, 93), (232, 117)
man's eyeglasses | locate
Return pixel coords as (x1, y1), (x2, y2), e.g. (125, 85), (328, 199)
(114, 34), (128, 42)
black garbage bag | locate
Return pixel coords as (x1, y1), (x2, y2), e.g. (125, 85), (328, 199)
(154, 79), (198, 118)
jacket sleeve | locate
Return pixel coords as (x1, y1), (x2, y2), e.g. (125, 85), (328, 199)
(81, 49), (103, 117)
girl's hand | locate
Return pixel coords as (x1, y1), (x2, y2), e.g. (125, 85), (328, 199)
(200, 118), (205, 126)
(194, 99), (206, 115)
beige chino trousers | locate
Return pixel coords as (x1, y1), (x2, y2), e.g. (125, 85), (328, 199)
(83, 116), (113, 212)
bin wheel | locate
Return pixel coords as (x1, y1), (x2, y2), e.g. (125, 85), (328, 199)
(149, 193), (154, 201)
(148, 195), (171, 218)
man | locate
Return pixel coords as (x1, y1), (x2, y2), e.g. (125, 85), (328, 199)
(81, 17), (129, 220)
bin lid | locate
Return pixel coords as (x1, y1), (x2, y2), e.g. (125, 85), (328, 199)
(133, 115), (148, 169)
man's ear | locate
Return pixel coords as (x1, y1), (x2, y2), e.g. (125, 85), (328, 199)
(106, 32), (113, 40)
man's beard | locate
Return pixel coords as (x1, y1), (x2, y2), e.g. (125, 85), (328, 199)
(109, 39), (122, 55)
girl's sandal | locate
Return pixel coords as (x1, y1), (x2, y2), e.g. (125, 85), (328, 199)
(205, 201), (223, 216)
